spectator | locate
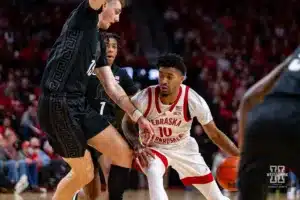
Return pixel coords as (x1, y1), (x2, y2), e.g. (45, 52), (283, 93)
(0, 129), (29, 194)
(0, 117), (19, 184)
(17, 141), (39, 192)
(20, 103), (42, 141)
(40, 141), (67, 189)
(29, 137), (50, 192)
(29, 137), (50, 168)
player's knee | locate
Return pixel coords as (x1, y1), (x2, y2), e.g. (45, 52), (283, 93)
(73, 164), (95, 186)
(85, 165), (95, 184)
(112, 147), (133, 167)
(84, 161), (95, 184)
(72, 153), (95, 185)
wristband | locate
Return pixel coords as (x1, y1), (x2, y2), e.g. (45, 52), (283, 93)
(130, 109), (143, 123)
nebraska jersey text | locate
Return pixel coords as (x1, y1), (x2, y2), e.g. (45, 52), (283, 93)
(131, 84), (213, 148)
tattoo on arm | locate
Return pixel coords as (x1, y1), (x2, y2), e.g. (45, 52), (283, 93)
(116, 95), (129, 108)
(94, 67), (136, 115)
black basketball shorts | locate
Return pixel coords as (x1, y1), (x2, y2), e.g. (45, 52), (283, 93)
(238, 98), (300, 200)
(37, 94), (110, 158)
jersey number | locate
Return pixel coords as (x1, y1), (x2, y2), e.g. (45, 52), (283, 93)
(159, 127), (172, 137)
(99, 102), (106, 115)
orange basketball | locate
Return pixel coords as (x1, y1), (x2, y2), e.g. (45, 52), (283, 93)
(216, 156), (239, 191)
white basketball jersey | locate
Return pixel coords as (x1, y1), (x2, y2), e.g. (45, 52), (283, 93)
(131, 84), (213, 149)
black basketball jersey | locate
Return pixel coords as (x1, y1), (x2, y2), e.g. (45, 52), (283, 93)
(267, 47), (300, 98)
(86, 65), (138, 126)
(40, 1), (107, 96)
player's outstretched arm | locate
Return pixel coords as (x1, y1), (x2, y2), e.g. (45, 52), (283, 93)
(88, 0), (106, 10)
(122, 114), (154, 167)
(122, 114), (142, 148)
(202, 121), (240, 156)
(238, 57), (290, 149)
(94, 67), (137, 116)
(94, 67), (155, 136)
(190, 89), (239, 156)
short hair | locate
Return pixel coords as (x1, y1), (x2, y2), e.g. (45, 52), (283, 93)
(157, 54), (187, 76)
(101, 32), (121, 48)
(103, 32), (120, 42)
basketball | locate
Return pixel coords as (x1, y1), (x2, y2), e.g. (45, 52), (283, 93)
(216, 156), (239, 191)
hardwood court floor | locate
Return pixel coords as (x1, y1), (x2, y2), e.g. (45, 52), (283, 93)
(0, 189), (290, 200)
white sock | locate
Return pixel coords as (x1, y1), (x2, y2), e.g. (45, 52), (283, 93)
(143, 156), (168, 200)
(194, 180), (229, 200)
(147, 170), (168, 200)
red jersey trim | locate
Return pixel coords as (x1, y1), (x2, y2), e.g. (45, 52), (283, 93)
(183, 86), (192, 122)
(155, 86), (182, 113)
(144, 87), (152, 118)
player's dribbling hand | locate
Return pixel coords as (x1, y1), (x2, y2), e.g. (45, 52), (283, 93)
(137, 117), (155, 145)
(134, 147), (155, 168)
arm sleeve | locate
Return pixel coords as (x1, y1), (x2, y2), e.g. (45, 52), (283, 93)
(188, 88), (213, 125)
(130, 88), (149, 114)
(120, 69), (139, 96)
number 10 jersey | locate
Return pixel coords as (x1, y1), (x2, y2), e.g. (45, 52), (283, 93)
(131, 84), (213, 149)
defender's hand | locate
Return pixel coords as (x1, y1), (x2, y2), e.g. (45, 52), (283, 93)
(134, 147), (155, 168)
(137, 117), (155, 145)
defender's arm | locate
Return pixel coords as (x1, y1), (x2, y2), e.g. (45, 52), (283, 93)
(122, 113), (155, 167)
(94, 67), (141, 121)
(121, 113), (142, 150)
(238, 57), (289, 149)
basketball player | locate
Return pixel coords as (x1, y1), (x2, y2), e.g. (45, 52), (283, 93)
(122, 54), (239, 200)
(37, 1), (154, 199)
(79, 32), (140, 200)
(237, 47), (300, 200)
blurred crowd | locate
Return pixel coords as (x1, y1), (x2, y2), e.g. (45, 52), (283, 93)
(0, 0), (300, 195)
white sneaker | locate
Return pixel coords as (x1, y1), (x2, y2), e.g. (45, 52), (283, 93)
(222, 196), (231, 200)
(296, 189), (300, 198)
(287, 187), (296, 199)
(14, 175), (29, 194)
(14, 193), (24, 200)
(223, 189), (231, 197)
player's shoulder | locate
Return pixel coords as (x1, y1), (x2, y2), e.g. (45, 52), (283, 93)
(179, 84), (199, 99)
(64, 0), (98, 30)
(183, 85), (207, 107)
(148, 85), (158, 91)
(132, 85), (156, 100)
(140, 85), (157, 95)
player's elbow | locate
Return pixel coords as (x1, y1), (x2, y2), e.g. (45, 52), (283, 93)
(240, 94), (251, 107)
(240, 92), (260, 111)
(102, 79), (118, 98)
